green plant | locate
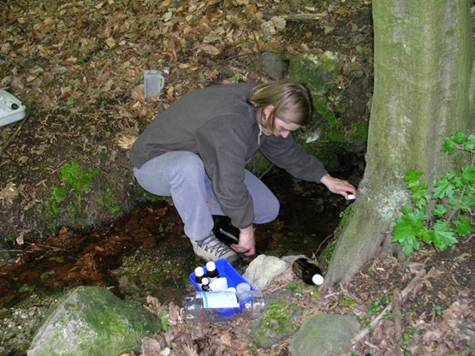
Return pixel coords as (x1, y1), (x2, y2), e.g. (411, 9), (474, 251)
(44, 186), (67, 219)
(44, 161), (99, 221)
(393, 132), (474, 256)
(402, 326), (421, 353)
(340, 292), (356, 308)
(60, 161), (98, 194)
(434, 304), (443, 316)
(368, 294), (391, 316)
(287, 281), (303, 297)
(98, 188), (121, 215)
(158, 308), (169, 332)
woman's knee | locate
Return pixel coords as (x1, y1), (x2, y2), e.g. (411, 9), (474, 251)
(266, 194), (280, 222)
(255, 192), (280, 223)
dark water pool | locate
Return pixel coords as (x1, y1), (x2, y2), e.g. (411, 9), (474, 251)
(0, 165), (360, 308)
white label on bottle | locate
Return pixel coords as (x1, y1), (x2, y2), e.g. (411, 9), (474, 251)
(200, 291), (239, 309)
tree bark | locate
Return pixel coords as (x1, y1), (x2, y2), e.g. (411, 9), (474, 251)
(326, 0), (473, 285)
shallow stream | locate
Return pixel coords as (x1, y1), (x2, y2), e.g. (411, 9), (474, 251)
(1, 165), (362, 307)
(0, 162), (362, 353)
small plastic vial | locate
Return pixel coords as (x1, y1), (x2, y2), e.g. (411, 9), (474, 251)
(206, 261), (219, 282)
(201, 277), (210, 291)
(143, 70), (165, 97)
(292, 257), (324, 286)
(194, 266), (205, 284)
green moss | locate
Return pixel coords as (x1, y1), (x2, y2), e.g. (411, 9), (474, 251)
(111, 254), (189, 301)
(260, 302), (296, 334)
(350, 121), (368, 142)
(141, 188), (168, 203)
(321, 239), (337, 265)
(28, 286), (161, 356)
(98, 187), (122, 215)
(289, 52), (339, 96)
(43, 160), (100, 222)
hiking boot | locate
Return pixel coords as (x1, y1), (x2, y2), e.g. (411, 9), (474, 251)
(190, 233), (238, 263)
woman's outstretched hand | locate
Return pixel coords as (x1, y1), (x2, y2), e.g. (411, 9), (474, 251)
(320, 174), (357, 200)
(231, 225), (256, 256)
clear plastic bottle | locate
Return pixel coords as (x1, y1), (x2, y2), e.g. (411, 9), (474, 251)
(182, 290), (266, 322)
(292, 257), (324, 285)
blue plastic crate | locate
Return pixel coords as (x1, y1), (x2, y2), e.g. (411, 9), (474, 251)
(188, 259), (254, 318)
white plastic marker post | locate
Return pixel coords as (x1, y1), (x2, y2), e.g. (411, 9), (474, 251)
(347, 194), (356, 200)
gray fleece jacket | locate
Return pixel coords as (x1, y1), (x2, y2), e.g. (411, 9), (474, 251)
(130, 83), (327, 228)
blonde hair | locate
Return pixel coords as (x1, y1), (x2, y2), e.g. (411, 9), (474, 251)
(249, 80), (313, 130)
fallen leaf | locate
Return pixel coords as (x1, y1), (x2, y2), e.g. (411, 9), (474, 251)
(201, 44), (220, 56)
(16, 232), (24, 246)
(0, 182), (19, 204)
(117, 134), (137, 150)
(105, 37), (116, 48)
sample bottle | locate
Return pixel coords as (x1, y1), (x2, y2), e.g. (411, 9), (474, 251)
(194, 266), (205, 284)
(213, 219), (239, 245)
(292, 257), (324, 286)
(206, 261), (219, 282)
(201, 277), (210, 292)
(182, 290), (266, 322)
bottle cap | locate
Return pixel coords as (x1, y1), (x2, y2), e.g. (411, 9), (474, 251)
(312, 274), (324, 286)
(201, 277), (209, 285)
(206, 261), (216, 272)
(194, 266), (205, 277)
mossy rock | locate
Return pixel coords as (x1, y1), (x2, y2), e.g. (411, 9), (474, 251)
(27, 286), (161, 356)
(289, 314), (360, 356)
(253, 291), (301, 348)
(289, 52), (340, 96)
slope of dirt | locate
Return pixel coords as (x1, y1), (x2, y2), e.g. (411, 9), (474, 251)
(0, 0), (373, 243)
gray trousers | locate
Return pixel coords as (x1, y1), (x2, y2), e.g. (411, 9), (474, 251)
(133, 151), (279, 241)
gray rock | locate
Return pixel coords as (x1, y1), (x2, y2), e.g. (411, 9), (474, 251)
(289, 314), (360, 356)
(259, 52), (287, 80)
(28, 286), (161, 356)
(243, 255), (288, 290)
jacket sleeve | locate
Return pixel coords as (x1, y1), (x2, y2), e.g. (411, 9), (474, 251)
(260, 134), (328, 183)
(195, 116), (254, 228)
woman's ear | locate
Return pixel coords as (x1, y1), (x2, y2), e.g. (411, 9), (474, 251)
(262, 105), (274, 122)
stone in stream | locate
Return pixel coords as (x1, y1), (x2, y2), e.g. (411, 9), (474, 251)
(289, 314), (360, 356)
(27, 286), (161, 356)
(259, 52), (288, 80)
(243, 254), (288, 290)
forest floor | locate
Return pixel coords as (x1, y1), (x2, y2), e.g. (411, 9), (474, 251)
(0, 0), (474, 355)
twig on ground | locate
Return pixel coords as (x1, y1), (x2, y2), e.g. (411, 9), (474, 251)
(392, 288), (403, 356)
(352, 267), (435, 346)
(0, 119), (26, 158)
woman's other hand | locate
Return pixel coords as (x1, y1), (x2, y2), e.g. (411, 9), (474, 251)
(320, 174), (357, 200)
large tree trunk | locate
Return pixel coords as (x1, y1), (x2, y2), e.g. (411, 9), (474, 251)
(326, 0), (473, 285)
